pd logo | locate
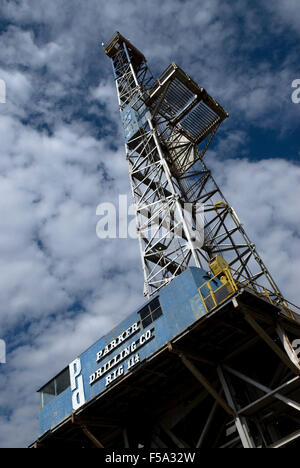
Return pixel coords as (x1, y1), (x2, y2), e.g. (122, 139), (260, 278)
(69, 358), (86, 411)
(0, 339), (6, 364)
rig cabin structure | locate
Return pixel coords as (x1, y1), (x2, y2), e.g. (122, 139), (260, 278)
(30, 33), (300, 449)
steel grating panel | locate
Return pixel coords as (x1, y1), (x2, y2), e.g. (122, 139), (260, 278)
(214, 284), (231, 304)
(162, 78), (195, 118)
(145, 63), (228, 138)
(204, 295), (215, 312)
(181, 100), (221, 141)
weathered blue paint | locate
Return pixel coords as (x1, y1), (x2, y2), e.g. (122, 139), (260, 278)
(120, 103), (150, 142)
(39, 388), (72, 435)
(38, 267), (223, 436)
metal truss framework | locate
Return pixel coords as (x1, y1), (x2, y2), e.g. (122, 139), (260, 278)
(103, 32), (296, 317)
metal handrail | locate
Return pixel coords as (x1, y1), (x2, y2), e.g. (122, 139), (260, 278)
(229, 267), (300, 317)
(198, 269), (238, 314)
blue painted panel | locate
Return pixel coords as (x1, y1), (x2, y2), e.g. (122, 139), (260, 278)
(38, 267), (224, 436)
(120, 103), (150, 142)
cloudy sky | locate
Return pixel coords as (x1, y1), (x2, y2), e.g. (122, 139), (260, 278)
(0, 0), (299, 448)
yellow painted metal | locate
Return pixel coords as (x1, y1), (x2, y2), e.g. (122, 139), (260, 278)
(209, 254), (237, 293)
(210, 254), (230, 278)
(198, 262), (239, 314)
(263, 288), (274, 304)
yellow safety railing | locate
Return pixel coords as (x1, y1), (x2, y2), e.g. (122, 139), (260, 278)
(234, 276), (299, 321)
(199, 269), (238, 314)
(198, 254), (300, 320)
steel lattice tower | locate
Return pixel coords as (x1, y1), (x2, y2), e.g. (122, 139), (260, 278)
(103, 32), (291, 313)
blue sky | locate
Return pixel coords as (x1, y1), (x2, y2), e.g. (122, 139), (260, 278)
(0, 0), (299, 447)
